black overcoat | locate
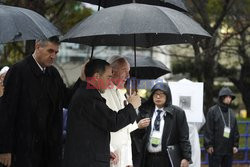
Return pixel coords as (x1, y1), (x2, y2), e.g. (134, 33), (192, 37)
(0, 56), (80, 167)
(134, 83), (191, 166)
(63, 82), (137, 167)
(204, 104), (239, 154)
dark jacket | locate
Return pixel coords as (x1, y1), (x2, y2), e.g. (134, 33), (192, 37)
(137, 82), (191, 166)
(130, 114), (146, 167)
(204, 87), (239, 155)
(63, 82), (137, 167)
(0, 56), (80, 167)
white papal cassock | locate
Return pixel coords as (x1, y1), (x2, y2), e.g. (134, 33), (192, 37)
(102, 85), (138, 167)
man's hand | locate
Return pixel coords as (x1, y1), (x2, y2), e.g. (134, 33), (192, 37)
(0, 74), (5, 97)
(233, 147), (238, 154)
(110, 151), (119, 165)
(138, 118), (150, 129)
(207, 147), (214, 154)
(127, 92), (141, 109)
(0, 153), (11, 167)
(180, 159), (189, 167)
(0, 84), (4, 97)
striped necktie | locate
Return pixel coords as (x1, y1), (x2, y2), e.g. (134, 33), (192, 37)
(153, 110), (162, 131)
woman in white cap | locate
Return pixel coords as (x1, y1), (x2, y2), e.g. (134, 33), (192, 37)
(0, 66), (9, 97)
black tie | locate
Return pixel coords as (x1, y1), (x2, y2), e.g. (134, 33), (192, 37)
(153, 110), (162, 131)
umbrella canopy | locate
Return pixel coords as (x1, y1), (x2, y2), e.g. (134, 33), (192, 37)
(62, 3), (210, 47)
(125, 55), (170, 79)
(80, 0), (188, 12)
(0, 5), (61, 44)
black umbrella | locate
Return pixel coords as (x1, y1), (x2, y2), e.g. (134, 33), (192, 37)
(62, 3), (210, 85)
(80, 0), (188, 12)
(0, 5), (61, 44)
(124, 55), (170, 79)
(62, 3), (210, 47)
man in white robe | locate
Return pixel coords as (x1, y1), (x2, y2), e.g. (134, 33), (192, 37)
(102, 56), (149, 167)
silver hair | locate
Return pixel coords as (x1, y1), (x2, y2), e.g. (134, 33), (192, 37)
(35, 36), (60, 47)
(35, 39), (48, 47)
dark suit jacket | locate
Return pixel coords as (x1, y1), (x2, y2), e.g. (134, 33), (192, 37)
(63, 83), (137, 167)
(0, 56), (81, 167)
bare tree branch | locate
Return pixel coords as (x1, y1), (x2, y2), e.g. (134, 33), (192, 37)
(191, 0), (212, 32)
(50, 1), (66, 22)
(45, 0), (64, 10)
(215, 24), (250, 50)
(212, 0), (236, 34)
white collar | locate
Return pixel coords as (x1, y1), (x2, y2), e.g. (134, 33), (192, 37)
(32, 54), (46, 72)
(155, 106), (164, 111)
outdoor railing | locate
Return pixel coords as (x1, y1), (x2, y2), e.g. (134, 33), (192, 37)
(200, 121), (250, 164)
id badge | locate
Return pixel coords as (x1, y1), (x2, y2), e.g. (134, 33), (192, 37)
(223, 126), (231, 138)
(150, 131), (161, 147)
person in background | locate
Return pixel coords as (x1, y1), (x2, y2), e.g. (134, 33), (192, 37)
(188, 113), (205, 167)
(63, 59), (141, 167)
(138, 82), (191, 167)
(0, 36), (83, 167)
(204, 87), (239, 167)
(101, 56), (150, 167)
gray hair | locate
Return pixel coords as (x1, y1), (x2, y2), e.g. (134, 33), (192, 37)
(36, 36), (60, 47)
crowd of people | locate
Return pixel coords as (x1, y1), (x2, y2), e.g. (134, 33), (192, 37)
(0, 36), (240, 167)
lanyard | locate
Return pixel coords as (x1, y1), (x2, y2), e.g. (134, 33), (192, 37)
(219, 107), (230, 127)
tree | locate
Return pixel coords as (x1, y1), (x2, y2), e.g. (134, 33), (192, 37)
(166, 0), (250, 116)
(218, 0), (250, 116)
(0, 0), (92, 65)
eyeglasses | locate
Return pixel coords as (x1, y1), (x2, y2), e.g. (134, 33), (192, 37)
(153, 92), (165, 97)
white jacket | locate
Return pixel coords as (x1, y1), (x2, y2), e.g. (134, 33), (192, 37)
(102, 86), (138, 167)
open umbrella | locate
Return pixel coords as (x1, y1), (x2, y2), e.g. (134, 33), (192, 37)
(80, 0), (188, 12)
(62, 3), (210, 85)
(62, 3), (210, 47)
(0, 5), (61, 44)
(124, 55), (170, 79)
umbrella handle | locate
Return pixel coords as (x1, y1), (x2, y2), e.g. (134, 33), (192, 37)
(133, 34), (138, 92)
(128, 79), (138, 96)
(90, 46), (95, 59)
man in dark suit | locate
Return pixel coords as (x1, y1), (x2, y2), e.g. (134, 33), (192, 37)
(63, 59), (141, 167)
(0, 36), (82, 167)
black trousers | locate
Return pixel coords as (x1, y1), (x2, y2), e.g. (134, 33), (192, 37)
(145, 152), (171, 167)
(208, 154), (233, 167)
(132, 153), (143, 167)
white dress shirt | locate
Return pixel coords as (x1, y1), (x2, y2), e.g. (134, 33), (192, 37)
(32, 54), (46, 72)
(147, 106), (166, 153)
